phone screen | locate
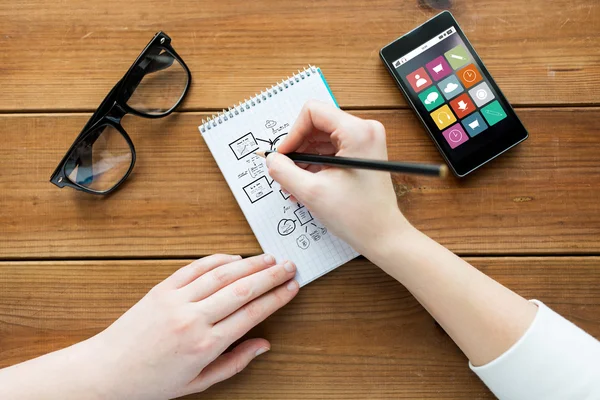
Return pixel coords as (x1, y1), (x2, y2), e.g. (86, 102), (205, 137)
(381, 12), (528, 176)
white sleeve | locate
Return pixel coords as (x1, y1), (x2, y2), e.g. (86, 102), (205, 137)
(470, 300), (600, 400)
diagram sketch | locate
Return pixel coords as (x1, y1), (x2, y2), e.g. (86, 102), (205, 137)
(296, 234), (310, 249)
(231, 119), (331, 247)
(309, 230), (322, 242)
(277, 219), (296, 236)
(246, 156), (266, 178)
(242, 176), (273, 203)
(256, 133), (289, 151)
(229, 133), (260, 160)
(294, 207), (314, 225)
(280, 190), (291, 200)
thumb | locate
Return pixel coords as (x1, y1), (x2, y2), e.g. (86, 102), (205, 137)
(267, 152), (318, 203)
(183, 338), (270, 394)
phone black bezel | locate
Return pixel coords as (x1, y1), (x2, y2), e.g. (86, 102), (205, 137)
(380, 11), (528, 177)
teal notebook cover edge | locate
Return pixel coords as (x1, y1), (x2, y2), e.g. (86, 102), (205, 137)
(317, 68), (339, 108)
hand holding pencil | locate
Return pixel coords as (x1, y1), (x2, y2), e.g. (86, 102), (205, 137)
(263, 100), (423, 255)
(258, 100), (446, 178)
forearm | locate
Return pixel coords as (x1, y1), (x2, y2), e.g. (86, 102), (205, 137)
(366, 223), (537, 366)
(0, 336), (112, 400)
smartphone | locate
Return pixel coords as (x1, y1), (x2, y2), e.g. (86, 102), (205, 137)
(380, 11), (528, 177)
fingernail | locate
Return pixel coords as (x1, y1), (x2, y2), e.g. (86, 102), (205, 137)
(286, 280), (299, 291)
(264, 254), (275, 265)
(265, 153), (275, 167)
(255, 347), (270, 357)
(231, 255), (242, 261)
(284, 261), (296, 272)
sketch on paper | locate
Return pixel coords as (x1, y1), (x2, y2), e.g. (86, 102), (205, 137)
(242, 176), (273, 203)
(229, 133), (259, 160)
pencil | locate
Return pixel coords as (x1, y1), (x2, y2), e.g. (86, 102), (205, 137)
(255, 151), (448, 178)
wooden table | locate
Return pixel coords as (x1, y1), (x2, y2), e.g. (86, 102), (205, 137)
(1, 1), (599, 398)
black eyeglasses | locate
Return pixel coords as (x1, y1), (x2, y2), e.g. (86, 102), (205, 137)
(50, 31), (191, 195)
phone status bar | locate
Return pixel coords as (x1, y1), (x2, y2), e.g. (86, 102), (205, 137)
(393, 26), (457, 68)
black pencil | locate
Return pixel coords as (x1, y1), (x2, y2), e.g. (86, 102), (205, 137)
(255, 151), (448, 178)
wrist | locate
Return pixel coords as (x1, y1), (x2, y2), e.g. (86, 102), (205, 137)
(69, 334), (123, 400)
(364, 223), (424, 283)
(72, 336), (117, 399)
(360, 209), (419, 263)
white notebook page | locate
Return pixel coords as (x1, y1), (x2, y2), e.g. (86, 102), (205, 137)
(199, 67), (358, 286)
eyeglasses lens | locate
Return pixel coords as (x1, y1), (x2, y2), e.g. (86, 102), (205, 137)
(65, 124), (133, 192)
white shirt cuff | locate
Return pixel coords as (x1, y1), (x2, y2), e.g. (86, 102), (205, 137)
(470, 300), (600, 400)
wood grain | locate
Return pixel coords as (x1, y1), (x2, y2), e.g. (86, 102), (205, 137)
(1, 1), (598, 398)
(0, 257), (598, 399)
(0, 109), (599, 259)
(0, 0), (598, 111)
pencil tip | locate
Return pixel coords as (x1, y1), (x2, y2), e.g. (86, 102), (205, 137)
(439, 165), (449, 178)
(255, 150), (266, 158)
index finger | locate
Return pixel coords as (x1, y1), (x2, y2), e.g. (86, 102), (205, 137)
(277, 100), (348, 153)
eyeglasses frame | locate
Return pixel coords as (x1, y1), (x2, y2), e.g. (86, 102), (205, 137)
(49, 31), (192, 195)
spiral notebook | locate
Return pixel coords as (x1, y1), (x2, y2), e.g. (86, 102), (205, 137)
(199, 66), (358, 286)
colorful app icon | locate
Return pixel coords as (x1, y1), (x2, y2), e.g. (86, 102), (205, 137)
(437, 75), (464, 100)
(425, 56), (452, 82)
(444, 44), (470, 70)
(406, 67), (432, 93)
(457, 63), (483, 88)
(449, 93), (475, 118)
(430, 104), (457, 130)
(461, 111), (488, 137)
(442, 123), (469, 149)
(468, 81), (495, 107)
(418, 86), (444, 111)
(481, 100), (507, 126)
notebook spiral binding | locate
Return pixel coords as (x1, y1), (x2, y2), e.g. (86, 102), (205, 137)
(200, 65), (318, 134)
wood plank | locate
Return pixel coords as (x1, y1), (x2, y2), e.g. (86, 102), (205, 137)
(0, 257), (598, 399)
(0, 109), (599, 258)
(0, 0), (598, 111)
